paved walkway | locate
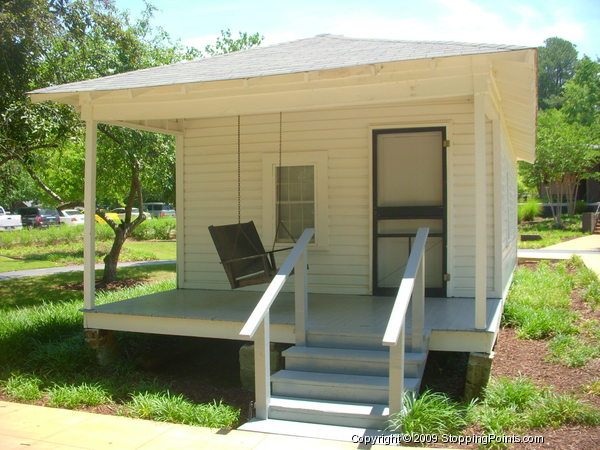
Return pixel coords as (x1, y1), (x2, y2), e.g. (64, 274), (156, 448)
(517, 234), (600, 275)
(0, 401), (392, 449)
(0, 260), (176, 281)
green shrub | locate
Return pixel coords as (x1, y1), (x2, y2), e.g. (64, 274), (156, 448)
(47, 382), (111, 408)
(547, 334), (600, 367)
(130, 218), (176, 240)
(387, 391), (470, 436)
(469, 377), (600, 433)
(26, 334), (96, 375)
(583, 280), (600, 309)
(127, 391), (239, 428)
(518, 198), (542, 222)
(2, 374), (43, 402)
(575, 200), (587, 214)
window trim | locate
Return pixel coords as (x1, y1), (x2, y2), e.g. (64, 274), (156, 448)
(262, 151), (329, 249)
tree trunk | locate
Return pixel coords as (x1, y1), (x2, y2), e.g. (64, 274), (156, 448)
(102, 227), (126, 283)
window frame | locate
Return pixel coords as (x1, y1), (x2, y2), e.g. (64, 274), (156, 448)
(262, 151), (329, 249)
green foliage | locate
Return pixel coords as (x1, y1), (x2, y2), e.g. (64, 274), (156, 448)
(469, 377), (600, 433)
(537, 37), (579, 109)
(26, 334), (96, 375)
(47, 382), (111, 408)
(521, 108), (600, 221)
(562, 57), (600, 128)
(387, 391), (471, 436)
(130, 218), (176, 240)
(2, 373), (43, 402)
(583, 280), (600, 309)
(503, 260), (579, 339)
(127, 391), (239, 428)
(518, 215), (584, 249)
(204, 29), (263, 56)
(547, 334), (600, 367)
(517, 198), (542, 222)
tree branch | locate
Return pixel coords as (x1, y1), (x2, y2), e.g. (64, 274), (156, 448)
(18, 159), (65, 204)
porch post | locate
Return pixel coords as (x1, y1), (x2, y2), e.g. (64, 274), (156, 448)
(411, 254), (425, 351)
(175, 134), (184, 288)
(294, 248), (308, 345)
(83, 117), (97, 310)
(474, 91), (487, 329)
(388, 323), (405, 415)
(254, 314), (270, 419)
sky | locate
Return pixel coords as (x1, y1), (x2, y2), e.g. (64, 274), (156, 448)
(113, 0), (600, 59)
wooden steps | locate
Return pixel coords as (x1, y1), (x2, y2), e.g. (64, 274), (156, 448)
(261, 331), (429, 432)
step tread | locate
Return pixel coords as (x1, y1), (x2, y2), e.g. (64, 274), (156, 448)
(270, 395), (389, 416)
(272, 369), (420, 391)
(284, 345), (427, 362)
(238, 418), (386, 441)
(283, 345), (388, 361)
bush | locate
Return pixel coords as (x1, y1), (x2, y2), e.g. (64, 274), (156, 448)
(47, 382), (111, 408)
(387, 391), (470, 436)
(469, 377), (600, 433)
(518, 198), (542, 222)
(127, 391), (239, 428)
(2, 374), (43, 402)
(130, 218), (176, 240)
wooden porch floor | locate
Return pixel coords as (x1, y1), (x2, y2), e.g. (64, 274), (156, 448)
(84, 290), (503, 354)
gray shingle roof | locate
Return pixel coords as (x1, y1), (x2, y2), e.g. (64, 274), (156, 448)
(30, 34), (530, 94)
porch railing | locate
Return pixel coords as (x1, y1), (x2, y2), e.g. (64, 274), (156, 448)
(382, 227), (429, 415)
(239, 228), (315, 419)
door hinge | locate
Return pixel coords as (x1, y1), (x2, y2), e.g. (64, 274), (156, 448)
(443, 273), (451, 282)
(442, 139), (451, 148)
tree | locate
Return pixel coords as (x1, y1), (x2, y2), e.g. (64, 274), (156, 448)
(204, 29), (263, 56)
(562, 57), (600, 130)
(0, 1), (263, 282)
(537, 37), (578, 109)
(521, 109), (599, 224)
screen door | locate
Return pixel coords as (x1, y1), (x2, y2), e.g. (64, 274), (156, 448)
(372, 128), (446, 296)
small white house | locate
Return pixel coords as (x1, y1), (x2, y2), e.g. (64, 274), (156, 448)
(31, 35), (536, 436)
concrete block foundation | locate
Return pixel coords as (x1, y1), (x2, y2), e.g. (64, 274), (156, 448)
(464, 351), (494, 401)
(239, 343), (287, 391)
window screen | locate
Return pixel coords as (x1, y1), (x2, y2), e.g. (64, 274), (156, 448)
(276, 165), (315, 243)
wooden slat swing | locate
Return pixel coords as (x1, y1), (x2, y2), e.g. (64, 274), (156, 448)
(208, 114), (294, 289)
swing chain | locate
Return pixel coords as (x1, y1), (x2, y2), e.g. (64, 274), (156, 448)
(237, 115), (241, 224)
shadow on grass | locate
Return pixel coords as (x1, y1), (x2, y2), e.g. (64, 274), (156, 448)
(0, 264), (176, 310)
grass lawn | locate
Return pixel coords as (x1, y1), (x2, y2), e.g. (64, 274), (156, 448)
(0, 240), (176, 273)
(518, 215), (586, 249)
(0, 265), (242, 428)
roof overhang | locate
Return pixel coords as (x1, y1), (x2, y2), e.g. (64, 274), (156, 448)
(29, 49), (536, 161)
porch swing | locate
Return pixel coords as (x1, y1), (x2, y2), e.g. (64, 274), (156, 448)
(208, 114), (295, 289)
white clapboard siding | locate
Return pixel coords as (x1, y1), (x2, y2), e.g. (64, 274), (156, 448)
(181, 99), (503, 296)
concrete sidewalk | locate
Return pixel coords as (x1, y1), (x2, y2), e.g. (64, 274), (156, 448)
(0, 401), (393, 449)
(517, 234), (600, 275)
(0, 260), (176, 281)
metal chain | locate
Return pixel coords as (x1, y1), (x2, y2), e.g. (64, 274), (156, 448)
(237, 115), (241, 223)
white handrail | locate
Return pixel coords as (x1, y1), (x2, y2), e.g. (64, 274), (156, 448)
(239, 228), (315, 338)
(382, 227), (429, 346)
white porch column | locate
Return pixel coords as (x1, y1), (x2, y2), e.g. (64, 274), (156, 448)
(83, 118), (97, 310)
(175, 134), (184, 288)
(474, 92), (487, 329)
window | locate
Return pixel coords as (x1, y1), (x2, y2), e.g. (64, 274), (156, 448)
(276, 166), (315, 243)
(263, 152), (328, 248)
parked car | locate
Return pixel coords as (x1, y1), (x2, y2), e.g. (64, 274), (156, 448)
(16, 207), (60, 228)
(59, 209), (85, 226)
(0, 206), (22, 231)
(94, 210), (120, 224)
(110, 207), (151, 221)
(143, 202), (176, 218)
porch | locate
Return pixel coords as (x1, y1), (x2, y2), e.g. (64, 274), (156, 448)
(83, 289), (503, 355)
